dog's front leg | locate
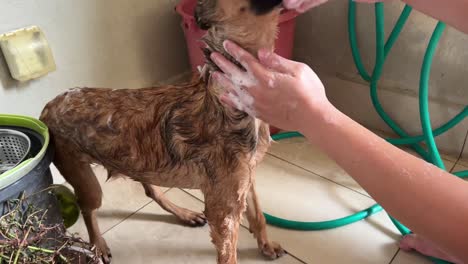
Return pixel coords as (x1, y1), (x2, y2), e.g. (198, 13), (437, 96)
(53, 153), (112, 263)
(203, 167), (251, 264)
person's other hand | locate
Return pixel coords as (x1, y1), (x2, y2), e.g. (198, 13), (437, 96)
(210, 40), (333, 132)
(283, 0), (383, 13)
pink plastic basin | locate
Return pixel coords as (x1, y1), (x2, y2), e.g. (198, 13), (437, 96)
(175, 0), (297, 135)
(176, 0), (298, 73)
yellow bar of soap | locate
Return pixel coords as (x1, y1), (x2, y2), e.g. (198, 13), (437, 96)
(0, 26), (56, 82)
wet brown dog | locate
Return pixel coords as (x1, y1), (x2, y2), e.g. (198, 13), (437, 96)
(40, 0), (285, 263)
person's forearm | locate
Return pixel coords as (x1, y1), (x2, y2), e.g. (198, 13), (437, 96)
(403, 0), (468, 34)
(301, 104), (468, 262)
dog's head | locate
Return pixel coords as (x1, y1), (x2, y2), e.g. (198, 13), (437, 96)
(195, 0), (283, 30)
(195, 0), (283, 79)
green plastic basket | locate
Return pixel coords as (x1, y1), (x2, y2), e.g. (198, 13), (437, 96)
(0, 114), (50, 189)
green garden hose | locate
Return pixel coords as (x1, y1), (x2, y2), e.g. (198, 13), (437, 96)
(419, 22), (448, 170)
(264, 2), (468, 264)
(264, 204), (383, 231)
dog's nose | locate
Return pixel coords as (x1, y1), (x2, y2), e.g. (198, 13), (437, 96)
(250, 0), (283, 15)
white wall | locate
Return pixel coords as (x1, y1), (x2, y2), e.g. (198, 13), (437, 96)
(1, 0), (467, 157)
(0, 0), (190, 118)
(294, 1), (468, 156)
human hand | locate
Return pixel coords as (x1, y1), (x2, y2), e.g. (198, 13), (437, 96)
(283, 0), (383, 13)
(210, 40), (332, 132)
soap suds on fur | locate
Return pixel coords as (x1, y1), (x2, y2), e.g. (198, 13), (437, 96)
(226, 66), (258, 117)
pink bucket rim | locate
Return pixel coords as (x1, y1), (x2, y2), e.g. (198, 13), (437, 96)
(175, 0), (195, 21)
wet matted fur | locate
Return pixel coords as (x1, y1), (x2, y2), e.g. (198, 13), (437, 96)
(40, 0), (285, 263)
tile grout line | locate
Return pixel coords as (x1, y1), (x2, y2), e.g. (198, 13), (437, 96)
(267, 139), (461, 165)
(264, 152), (407, 255)
(101, 188), (173, 235)
(288, 253), (309, 264)
(180, 188), (203, 202)
(457, 160), (468, 168)
(179, 188), (310, 264)
(448, 128), (468, 173)
(266, 152), (373, 199)
(101, 200), (154, 236)
(88, 187), (311, 263)
(388, 248), (401, 264)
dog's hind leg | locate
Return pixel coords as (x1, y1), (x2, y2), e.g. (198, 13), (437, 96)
(142, 184), (207, 227)
(53, 147), (112, 263)
(245, 178), (285, 259)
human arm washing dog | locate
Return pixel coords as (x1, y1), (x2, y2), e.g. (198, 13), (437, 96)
(211, 0), (468, 263)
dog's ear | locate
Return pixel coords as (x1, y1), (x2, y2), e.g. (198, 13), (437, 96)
(250, 0), (283, 15)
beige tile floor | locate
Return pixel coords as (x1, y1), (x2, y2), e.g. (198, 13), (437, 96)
(51, 136), (467, 264)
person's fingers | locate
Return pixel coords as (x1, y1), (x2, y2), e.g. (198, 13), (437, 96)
(283, 0), (381, 13)
(244, 106), (257, 118)
(297, 0), (327, 12)
(226, 92), (244, 111)
(210, 52), (244, 78)
(213, 67), (264, 116)
(221, 92), (256, 116)
(223, 40), (268, 79)
(213, 71), (257, 105)
(220, 93), (237, 108)
(399, 235), (461, 263)
(223, 40), (256, 66)
(354, 0), (382, 3)
(283, 0), (305, 10)
(212, 71), (238, 95)
(283, 0), (327, 12)
(258, 49), (297, 74)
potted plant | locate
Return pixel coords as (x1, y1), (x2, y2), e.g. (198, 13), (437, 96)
(0, 114), (95, 263)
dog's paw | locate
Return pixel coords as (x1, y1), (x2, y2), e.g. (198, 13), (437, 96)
(95, 238), (112, 264)
(178, 209), (207, 227)
(260, 241), (286, 260)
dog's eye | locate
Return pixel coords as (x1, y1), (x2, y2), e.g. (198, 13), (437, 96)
(239, 6), (247, 13)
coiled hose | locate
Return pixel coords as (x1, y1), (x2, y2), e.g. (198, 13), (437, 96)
(264, 2), (468, 263)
